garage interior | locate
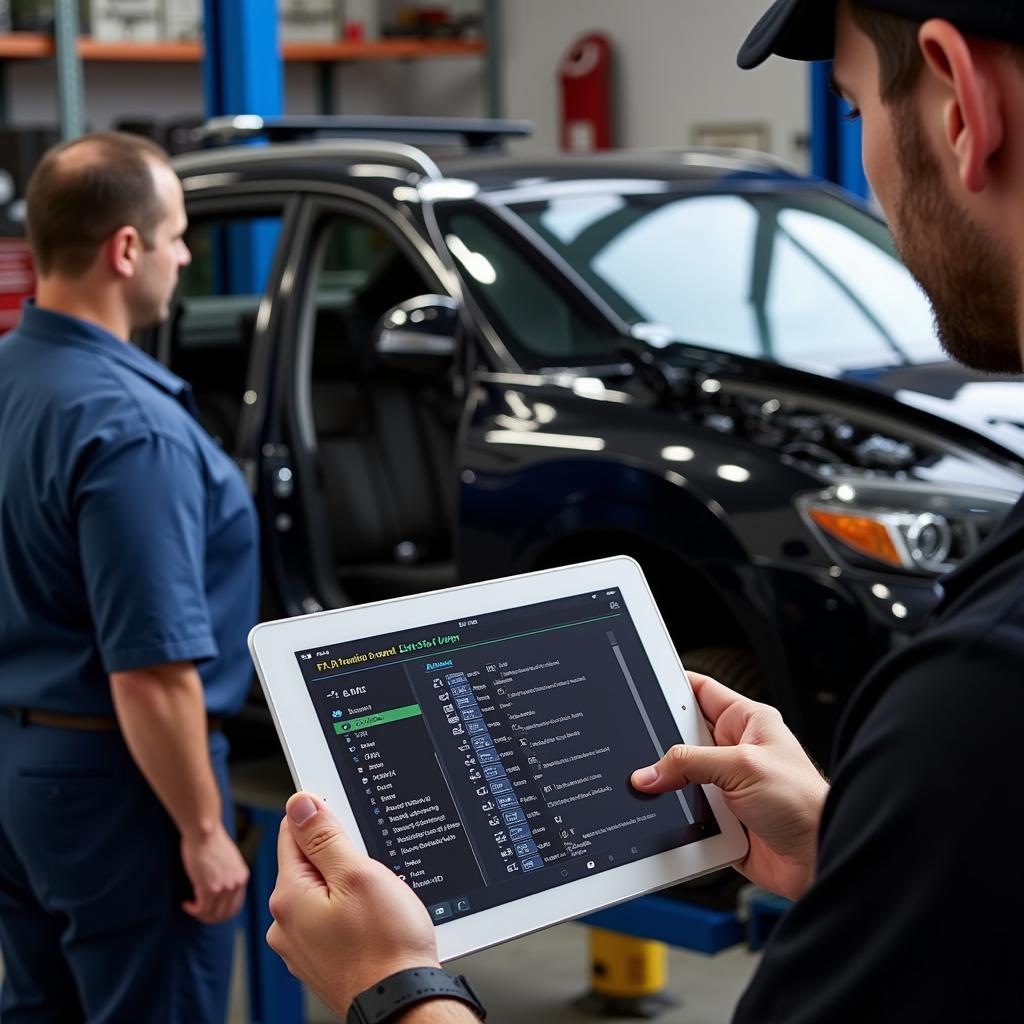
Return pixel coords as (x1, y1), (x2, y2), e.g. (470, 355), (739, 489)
(2, 2), (1014, 1023)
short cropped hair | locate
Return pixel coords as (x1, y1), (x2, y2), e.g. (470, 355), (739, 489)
(26, 131), (170, 278)
(852, 1), (1024, 103)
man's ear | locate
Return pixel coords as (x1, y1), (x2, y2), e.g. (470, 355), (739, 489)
(108, 225), (140, 279)
(918, 19), (1004, 193)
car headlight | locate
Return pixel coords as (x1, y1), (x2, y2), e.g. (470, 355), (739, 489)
(797, 479), (1019, 576)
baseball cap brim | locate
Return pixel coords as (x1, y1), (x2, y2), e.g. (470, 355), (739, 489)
(737, 0), (837, 69)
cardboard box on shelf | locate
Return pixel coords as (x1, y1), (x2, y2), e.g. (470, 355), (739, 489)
(164, 0), (200, 41)
(10, 1), (91, 33)
(90, 0), (161, 42)
(280, 0), (339, 43)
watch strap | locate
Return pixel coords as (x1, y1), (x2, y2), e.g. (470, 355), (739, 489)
(347, 967), (486, 1024)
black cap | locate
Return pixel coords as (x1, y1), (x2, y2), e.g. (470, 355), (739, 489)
(738, 1), (1024, 70)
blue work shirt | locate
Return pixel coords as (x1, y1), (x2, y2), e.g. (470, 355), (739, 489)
(0, 301), (259, 715)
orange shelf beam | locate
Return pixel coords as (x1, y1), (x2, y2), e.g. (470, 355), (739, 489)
(0, 32), (55, 58)
(283, 38), (485, 61)
(79, 39), (202, 62)
(0, 33), (485, 63)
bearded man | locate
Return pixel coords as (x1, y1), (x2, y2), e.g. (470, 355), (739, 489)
(257, 4), (1024, 1021)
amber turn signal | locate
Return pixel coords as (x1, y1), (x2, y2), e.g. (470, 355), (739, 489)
(808, 508), (904, 568)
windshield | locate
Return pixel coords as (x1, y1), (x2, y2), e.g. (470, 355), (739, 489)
(503, 189), (945, 374)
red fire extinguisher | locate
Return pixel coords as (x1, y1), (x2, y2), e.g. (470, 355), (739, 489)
(559, 33), (614, 152)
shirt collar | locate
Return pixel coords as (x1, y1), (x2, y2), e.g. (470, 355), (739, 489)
(19, 299), (192, 402)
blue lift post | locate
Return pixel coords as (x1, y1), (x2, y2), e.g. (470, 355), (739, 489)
(583, 895), (744, 957)
(810, 61), (869, 199)
(201, 10), (296, 1019)
(240, 804), (304, 1024)
(202, 0), (283, 298)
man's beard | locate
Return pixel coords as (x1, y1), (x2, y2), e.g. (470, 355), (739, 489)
(888, 100), (1022, 374)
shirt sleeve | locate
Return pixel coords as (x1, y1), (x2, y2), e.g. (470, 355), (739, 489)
(732, 628), (1022, 1022)
(74, 431), (218, 673)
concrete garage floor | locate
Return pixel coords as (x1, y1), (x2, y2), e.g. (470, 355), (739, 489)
(228, 922), (761, 1023)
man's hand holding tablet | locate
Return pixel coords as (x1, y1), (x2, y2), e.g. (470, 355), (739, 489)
(268, 792), (446, 1019)
(631, 672), (829, 902)
(268, 671), (829, 1019)
(250, 558), (755, 966)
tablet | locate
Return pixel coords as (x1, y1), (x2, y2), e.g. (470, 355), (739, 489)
(249, 556), (748, 961)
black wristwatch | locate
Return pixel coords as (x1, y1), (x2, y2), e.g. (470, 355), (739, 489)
(346, 967), (487, 1024)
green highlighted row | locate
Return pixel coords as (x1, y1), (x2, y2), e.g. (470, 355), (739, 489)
(334, 703), (422, 734)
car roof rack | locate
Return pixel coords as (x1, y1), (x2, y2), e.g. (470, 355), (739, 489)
(173, 138), (446, 182)
(197, 115), (534, 151)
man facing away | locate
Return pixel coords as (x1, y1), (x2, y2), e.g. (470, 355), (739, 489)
(0, 132), (258, 1022)
(264, 3), (1024, 1022)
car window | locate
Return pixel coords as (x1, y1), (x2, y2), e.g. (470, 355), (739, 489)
(437, 207), (612, 364)
(309, 214), (432, 358)
(764, 227), (894, 367)
(179, 217), (281, 300)
(305, 212), (434, 436)
(512, 190), (944, 375)
(775, 208), (938, 364)
(168, 213), (284, 450)
(318, 218), (397, 296)
(589, 194), (763, 358)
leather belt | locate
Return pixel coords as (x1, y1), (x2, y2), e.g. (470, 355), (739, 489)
(2, 707), (224, 733)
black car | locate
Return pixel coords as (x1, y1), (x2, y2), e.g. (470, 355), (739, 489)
(150, 117), (1024, 764)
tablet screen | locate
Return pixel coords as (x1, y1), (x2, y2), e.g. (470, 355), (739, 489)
(293, 587), (720, 923)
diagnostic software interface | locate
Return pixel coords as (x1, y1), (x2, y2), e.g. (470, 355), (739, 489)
(294, 588), (720, 924)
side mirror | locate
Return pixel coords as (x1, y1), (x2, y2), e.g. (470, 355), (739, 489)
(374, 295), (459, 372)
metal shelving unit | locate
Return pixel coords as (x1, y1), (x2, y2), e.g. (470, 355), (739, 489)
(0, 32), (486, 62)
(0, 0), (498, 133)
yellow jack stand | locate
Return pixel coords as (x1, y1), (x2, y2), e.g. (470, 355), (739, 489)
(575, 927), (679, 1018)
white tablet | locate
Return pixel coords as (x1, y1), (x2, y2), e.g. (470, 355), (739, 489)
(249, 556), (748, 961)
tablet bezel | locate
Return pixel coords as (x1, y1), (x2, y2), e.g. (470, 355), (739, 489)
(249, 555), (749, 962)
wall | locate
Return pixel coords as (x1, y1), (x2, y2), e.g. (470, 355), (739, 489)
(3, 1), (808, 167)
(501, 0), (809, 167)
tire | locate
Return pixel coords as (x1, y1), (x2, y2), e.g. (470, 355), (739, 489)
(680, 646), (765, 701)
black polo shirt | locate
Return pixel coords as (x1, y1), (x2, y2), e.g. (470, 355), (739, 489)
(733, 496), (1024, 1022)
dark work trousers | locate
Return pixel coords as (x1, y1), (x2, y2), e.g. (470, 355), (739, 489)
(0, 714), (236, 1023)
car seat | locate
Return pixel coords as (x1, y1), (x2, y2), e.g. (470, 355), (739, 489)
(310, 305), (459, 603)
